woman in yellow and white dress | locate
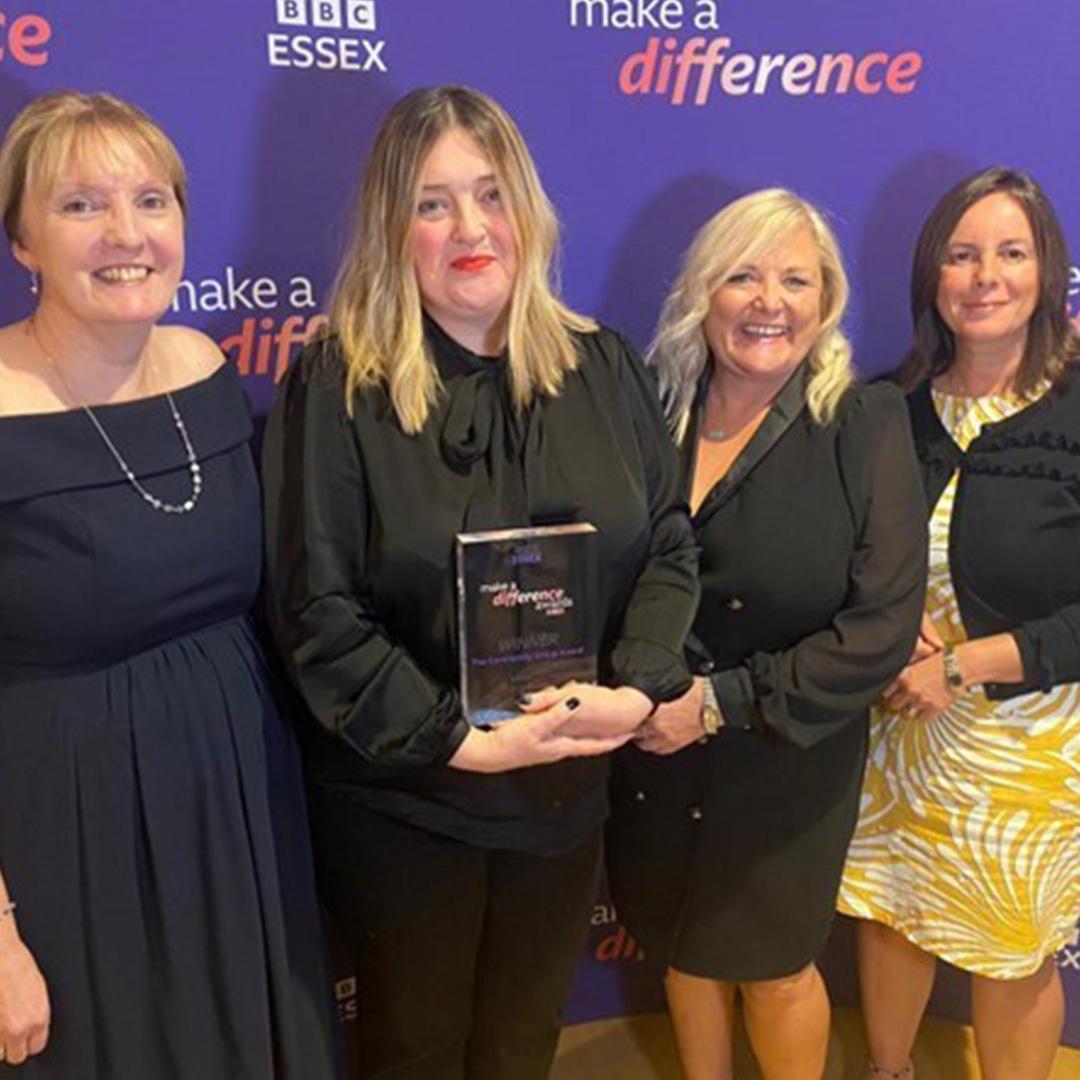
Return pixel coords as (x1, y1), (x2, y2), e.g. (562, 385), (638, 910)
(838, 167), (1080, 1080)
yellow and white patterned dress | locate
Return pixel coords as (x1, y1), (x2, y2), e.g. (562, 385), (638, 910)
(837, 388), (1080, 978)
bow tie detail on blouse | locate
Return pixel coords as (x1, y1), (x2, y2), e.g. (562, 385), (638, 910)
(440, 363), (511, 472)
(442, 360), (583, 530)
(425, 314), (580, 529)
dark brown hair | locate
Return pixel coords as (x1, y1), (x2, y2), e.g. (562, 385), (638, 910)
(895, 167), (1079, 394)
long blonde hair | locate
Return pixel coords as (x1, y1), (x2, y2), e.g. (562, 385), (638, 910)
(649, 188), (853, 440)
(328, 85), (594, 432)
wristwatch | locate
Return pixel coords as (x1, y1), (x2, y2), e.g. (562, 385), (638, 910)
(700, 676), (722, 736)
(942, 644), (965, 690)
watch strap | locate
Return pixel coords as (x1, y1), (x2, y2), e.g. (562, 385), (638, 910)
(943, 644), (964, 690)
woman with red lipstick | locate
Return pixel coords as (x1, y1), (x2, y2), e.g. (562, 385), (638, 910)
(262, 85), (698, 1079)
(839, 168), (1080, 1080)
(0, 92), (335, 1078)
(605, 189), (926, 1080)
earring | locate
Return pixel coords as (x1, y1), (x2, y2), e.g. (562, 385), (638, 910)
(28, 271), (39, 295)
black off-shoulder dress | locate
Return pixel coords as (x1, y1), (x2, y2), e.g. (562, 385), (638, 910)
(0, 365), (335, 1078)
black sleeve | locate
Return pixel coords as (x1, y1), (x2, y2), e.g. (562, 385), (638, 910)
(965, 383), (1080, 698)
(261, 344), (470, 767)
(601, 332), (699, 704)
(1008, 604), (1080, 694)
(711, 384), (928, 748)
(1004, 380), (1080, 689)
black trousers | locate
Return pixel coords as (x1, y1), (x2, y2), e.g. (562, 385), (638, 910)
(309, 791), (602, 1080)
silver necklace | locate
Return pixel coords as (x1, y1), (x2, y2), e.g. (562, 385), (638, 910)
(701, 388), (771, 442)
(79, 394), (203, 514)
(701, 390), (727, 441)
(36, 325), (203, 514)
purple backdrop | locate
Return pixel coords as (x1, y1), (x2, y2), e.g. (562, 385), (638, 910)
(2, 0), (1078, 1054)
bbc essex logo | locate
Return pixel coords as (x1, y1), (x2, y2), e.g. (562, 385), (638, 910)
(267, 0), (387, 72)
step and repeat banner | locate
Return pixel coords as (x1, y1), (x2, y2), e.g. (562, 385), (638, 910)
(1, 0), (1077, 1058)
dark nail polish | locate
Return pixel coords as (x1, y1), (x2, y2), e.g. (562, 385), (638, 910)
(566, 697), (580, 711)
(516, 693), (533, 706)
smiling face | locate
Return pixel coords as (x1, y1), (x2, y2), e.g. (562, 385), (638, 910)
(704, 224), (823, 387)
(935, 192), (1039, 353)
(13, 137), (184, 330)
(411, 126), (518, 354)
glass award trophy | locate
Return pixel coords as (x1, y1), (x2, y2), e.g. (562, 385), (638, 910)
(455, 522), (599, 727)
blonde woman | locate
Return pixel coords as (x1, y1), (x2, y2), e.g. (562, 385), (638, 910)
(606, 189), (926, 1080)
(261, 86), (698, 1079)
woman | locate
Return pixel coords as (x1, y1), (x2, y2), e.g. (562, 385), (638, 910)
(605, 189), (927, 1080)
(261, 86), (698, 1079)
(0, 92), (335, 1077)
(838, 168), (1080, 1080)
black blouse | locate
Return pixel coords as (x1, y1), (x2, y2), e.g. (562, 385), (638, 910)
(262, 318), (698, 853)
(908, 367), (1080, 699)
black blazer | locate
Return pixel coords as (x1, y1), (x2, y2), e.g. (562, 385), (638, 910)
(908, 367), (1080, 699)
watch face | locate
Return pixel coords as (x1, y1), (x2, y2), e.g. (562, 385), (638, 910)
(702, 705), (721, 736)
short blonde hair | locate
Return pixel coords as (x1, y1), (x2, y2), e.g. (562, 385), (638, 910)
(649, 188), (853, 438)
(0, 91), (186, 246)
(327, 85), (595, 433)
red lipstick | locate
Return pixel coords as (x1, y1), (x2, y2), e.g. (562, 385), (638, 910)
(451, 255), (495, 272)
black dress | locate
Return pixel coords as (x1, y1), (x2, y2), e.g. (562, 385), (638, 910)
(606, 369), (927, 980)
(0, 366), (335, 1078)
